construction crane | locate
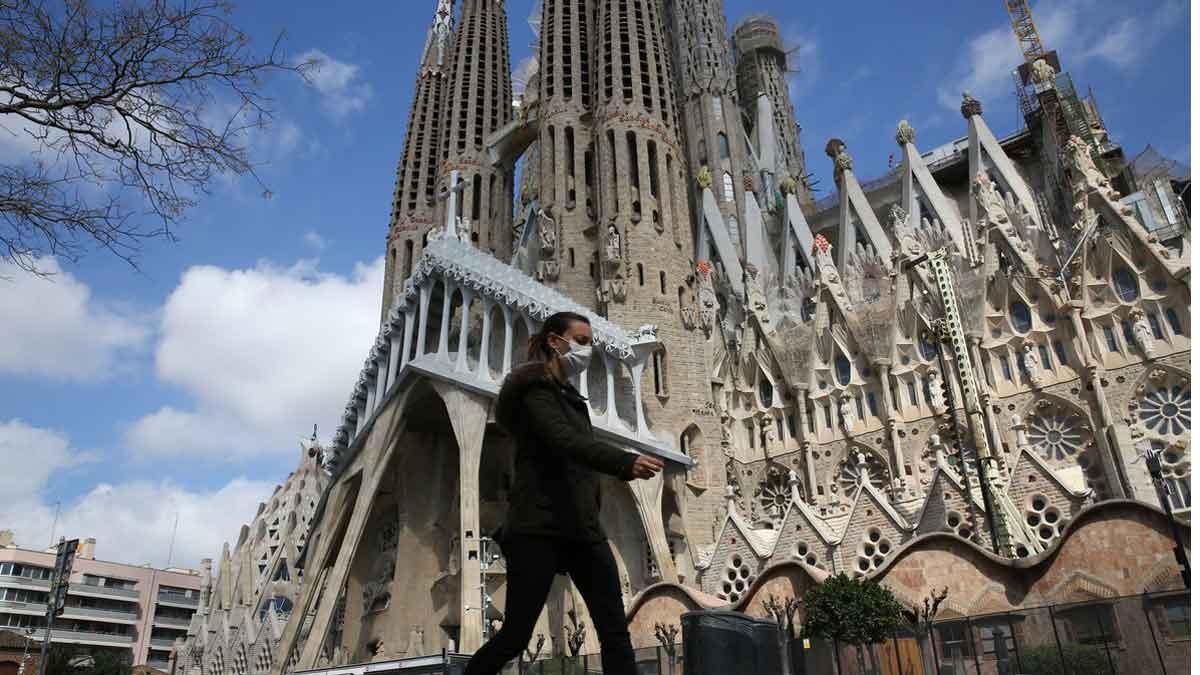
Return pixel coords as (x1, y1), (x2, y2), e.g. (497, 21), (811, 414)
(1004, 0), (1046, 63)
(916, 249), (1042, 559)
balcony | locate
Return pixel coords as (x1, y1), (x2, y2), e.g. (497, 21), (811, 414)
(25, 627), (135, 648)
(145, 661), (171, 672)
(59, 605), (140, 625)
(152, 614), (192, 629)
(0, 574), (51, 592)
(70, 582), (139, 601)
(149, 637), (178, 649)
(0, 598), (45, 616)
(155, 591), (198, 609)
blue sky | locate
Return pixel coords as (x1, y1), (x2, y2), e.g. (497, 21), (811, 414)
(0, 0), (1188, 567)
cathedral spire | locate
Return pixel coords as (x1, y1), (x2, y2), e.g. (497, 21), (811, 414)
(420, 0), (455, 75)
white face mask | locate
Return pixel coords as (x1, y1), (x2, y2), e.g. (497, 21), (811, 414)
(552, 335), (593, 377)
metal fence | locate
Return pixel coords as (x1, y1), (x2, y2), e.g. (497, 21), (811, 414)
(504, 646), (683, 675)
(791, 591), (1189, 675)
(503, 591), (1187, 675)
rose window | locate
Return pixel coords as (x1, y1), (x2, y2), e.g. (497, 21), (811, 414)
(755, 469), (792, 524)
(1027, 412), (1088, 461)
(837, 451), (888, 494)
(1138, 385), (1191, 437)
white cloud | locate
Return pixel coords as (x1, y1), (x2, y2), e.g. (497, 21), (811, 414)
(0, 257), (149, 380)
(303, 230), (327, 250)
(0, 418), (274, 567)
(936, 0), (1185, 112)
(126, 257), (385, 461)
(297, 49), (374, 117)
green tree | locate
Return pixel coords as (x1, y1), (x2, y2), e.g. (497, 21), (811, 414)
(802, 573), (904, 675)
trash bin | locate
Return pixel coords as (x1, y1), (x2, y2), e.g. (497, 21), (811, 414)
(681, 610), (782, 675)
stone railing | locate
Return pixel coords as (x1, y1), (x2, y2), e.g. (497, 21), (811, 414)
(329, 229), (693, 473)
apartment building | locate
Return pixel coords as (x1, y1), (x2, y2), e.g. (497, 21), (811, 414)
(0, 532), (202, 671)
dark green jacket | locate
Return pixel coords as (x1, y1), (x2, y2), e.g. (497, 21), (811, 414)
(496, 362), (637, 542)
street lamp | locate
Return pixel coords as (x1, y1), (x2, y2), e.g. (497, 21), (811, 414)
(1140, 446), (1190, 588)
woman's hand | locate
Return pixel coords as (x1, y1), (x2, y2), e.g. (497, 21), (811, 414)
(630, 454), (665, 480)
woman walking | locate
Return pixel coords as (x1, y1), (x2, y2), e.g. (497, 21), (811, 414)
(464, 311), (664, 675)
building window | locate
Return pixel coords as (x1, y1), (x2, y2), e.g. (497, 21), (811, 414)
(1000, 357), (1013, 382)
(867, 392), (879, 416)
(1058, 603), (1119, 646)
(823, 404), (832, 429)
(806, 400), (815, 433)
(1010, 301), (1032, 334)
(1165, 308), (1183, 335)
(652, 349), (668, 398)
(855, 395), (865, 420)
(1114, 266), (1139, 302)
(637, 263), (645, 286)
(977, 621), (1016, 658)
(722, 172), (735, 202)
(1053, 340), (1069, 365)
(1149, 314), (1164, 339)
(835, 354), (852, 386)
(659, 271), (667, 294)
(1121, 320), (1137, 348)
(1160, 596), (1190, 640)
(936, 622), (972, 663)
(1103, 326), (1119, 352)
(919, 331), (938, 361)
(906, 381), (918, 407)
(1038, 344), (1052, 370)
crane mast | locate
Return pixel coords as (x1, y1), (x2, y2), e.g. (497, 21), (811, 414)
(921, 249), (1040, 558)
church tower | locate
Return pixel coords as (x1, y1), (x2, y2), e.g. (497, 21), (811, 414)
(534, 0), (599, 307)
(381, 0), (456, 321)
(733, 16), (813, 203)
(662, 0), (754, 258)
(436, 0), (515, 259)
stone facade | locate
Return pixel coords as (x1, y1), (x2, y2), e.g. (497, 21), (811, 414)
(270, 1), (1190, 671)
(173, 437), (328, 675)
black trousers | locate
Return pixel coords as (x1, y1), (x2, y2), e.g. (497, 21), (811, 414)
(464, 535), (637, 675)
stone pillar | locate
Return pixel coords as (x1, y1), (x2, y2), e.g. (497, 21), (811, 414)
(433, 383), (491, 654)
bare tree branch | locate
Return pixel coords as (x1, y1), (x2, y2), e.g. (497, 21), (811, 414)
(0, 0), (313, 274)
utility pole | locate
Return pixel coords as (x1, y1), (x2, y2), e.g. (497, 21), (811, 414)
(1141, 447), (1190, 588)
(38, 537), (78, 675)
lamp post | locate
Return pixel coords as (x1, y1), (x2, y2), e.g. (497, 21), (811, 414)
(1140, 446), (1190, 588)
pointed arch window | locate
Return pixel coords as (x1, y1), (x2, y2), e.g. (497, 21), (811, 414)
(834, 354), (852, 386)
(1114, 266), (1139, 302)
(717, 132), (730, 160)
(1165, 308), (1183, 335)
(722, 172), (735, 203)
(1010, 300), (1032, 334)
(758, 374), (774, 408)
(919, 331), (939, 361)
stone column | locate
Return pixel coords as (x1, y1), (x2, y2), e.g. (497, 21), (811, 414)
(433, 383), (491, 654)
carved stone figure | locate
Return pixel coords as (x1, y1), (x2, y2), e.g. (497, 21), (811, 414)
(680, 289), (698, 330)
(1030, 58), (1055, 85)
(1130, 309), (1156, 356)
(960, 91), (983, 118)
(839, 398), (854, 436)
(895, 119), (916, 147)
(926, 370), (947, 414)
(760, 416), (777, 449)
(604, 221), (622, 263)
(973, 172), (1009, 226)
(1021, 341), (1044, 387)
(1065, 135), (1117, 201)
(696, 165), (713, 189)
(744, 264), (771, 328)
(538, 209), (557, 254)
(696, 261), (718, 336)
(779, 175), (797, 195)
(825, 138), (852, 175)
